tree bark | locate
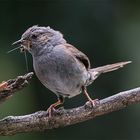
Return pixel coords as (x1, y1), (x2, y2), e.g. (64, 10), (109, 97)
(0, 87), (139, 136)
(0, 72), (33, 104)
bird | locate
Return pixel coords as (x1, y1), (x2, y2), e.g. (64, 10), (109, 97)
(12, 25), (131, 116)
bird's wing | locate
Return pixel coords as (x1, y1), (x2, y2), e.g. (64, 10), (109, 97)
(64, 43), (91, 69)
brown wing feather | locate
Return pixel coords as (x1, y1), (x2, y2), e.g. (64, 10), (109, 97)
(64, 44), (90, 69)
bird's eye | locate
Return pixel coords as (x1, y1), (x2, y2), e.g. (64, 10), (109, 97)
(31, 34), (37, 39)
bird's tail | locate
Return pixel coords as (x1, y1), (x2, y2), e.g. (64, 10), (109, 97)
(89, 61), (131, 81)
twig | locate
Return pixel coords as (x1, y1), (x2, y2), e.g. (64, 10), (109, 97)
(0, 72), (34, 103)
(0, 87), (140, 136)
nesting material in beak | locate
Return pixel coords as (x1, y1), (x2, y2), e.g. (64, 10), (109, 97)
(12, 38), (31, 53)
(12, 39), (22, 45)
(20, 47), (26, 53)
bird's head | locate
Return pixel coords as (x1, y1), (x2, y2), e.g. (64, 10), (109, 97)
(12, 25), (66, 54)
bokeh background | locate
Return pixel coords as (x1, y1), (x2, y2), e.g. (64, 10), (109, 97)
(0, 0), (139, 140)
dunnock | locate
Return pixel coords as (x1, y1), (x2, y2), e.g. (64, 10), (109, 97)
(12, 25), (131, 116)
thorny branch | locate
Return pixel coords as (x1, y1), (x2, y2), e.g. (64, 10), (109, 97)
(0, 85), (139, 135)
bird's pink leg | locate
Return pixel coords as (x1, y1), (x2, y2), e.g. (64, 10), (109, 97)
(47, 99), (63, 117)
(82, 87), (99, 106)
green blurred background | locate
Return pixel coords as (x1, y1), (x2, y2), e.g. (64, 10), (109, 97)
(0, 0), (139, 140)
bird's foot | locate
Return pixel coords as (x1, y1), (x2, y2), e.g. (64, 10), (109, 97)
(0, 81), (9, 92)
(82, 87), (100, 108)
(46, 105), (56, 118)
(46, 99), (62, 117)
(85, 98), (100, 108)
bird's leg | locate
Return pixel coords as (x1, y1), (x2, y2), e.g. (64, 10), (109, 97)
(47, 95), (64, 117)
(0, 81), (9, 92)
(82, 86), (99, 107)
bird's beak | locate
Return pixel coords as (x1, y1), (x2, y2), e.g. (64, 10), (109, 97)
(12, 39), (23, 45)
(12, 38), (31, 53)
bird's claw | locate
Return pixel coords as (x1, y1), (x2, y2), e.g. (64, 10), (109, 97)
(85, 99), (100, 108)
(46, 105), (56, 117)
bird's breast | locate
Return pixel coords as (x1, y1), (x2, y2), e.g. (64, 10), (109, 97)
(32, 49), (89, 98)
